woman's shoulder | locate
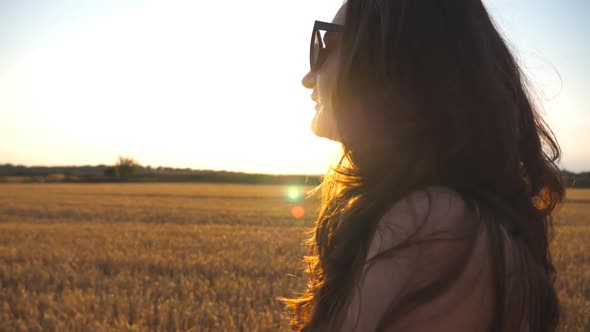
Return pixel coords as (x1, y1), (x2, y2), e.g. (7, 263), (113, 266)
(384, 185), (472, 220)
(366, 185), (480, 262)
(357, 186), (494, 331)
(377, 186), (477, 240)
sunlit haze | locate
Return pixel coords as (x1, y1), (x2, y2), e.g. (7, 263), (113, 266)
(0, 0), (588, 174)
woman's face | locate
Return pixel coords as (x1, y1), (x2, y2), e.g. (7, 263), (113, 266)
(301, 5), (346, 142)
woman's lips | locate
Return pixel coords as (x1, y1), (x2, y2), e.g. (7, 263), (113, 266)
(314, 103), (320, 111)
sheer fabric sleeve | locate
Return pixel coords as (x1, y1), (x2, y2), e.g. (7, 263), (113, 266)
(340, 187), (493, 332)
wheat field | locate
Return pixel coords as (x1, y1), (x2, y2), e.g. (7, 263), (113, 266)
(0, 184), (588, 331)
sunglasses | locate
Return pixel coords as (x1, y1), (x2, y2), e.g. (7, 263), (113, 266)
(310, 20), (343, 72)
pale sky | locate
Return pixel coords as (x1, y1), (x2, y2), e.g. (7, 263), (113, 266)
(0, 0), (588, 174)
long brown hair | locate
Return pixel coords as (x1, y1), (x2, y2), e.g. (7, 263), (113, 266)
(280, 0), (564, 331)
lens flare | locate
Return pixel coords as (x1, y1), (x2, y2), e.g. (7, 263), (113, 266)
(287, 186), (302, 201)
(291, 205), (305, 219)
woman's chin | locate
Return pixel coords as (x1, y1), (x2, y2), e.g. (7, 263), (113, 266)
(311, 121), (340, 142)
(311, 107), (340, 141)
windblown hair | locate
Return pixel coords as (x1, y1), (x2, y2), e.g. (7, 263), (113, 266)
(280, 0), (564, 331)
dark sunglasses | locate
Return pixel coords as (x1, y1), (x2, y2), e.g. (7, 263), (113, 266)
(310, 20), (343, 72)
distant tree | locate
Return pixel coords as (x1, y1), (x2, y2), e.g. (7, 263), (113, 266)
(114, 156), (140, 179)
(104, 167), (116, 177)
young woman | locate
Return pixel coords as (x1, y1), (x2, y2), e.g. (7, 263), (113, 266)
(279, 0), (564, 331)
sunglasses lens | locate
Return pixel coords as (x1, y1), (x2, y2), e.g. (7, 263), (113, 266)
(311, 30), (327, 70)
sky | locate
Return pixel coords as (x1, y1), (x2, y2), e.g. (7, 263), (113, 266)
(0, 0), (588, 175)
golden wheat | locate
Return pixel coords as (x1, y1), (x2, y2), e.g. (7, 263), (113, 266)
(0, 184), (588, 331)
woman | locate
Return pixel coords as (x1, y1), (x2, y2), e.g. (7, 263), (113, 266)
(279, 0), (564, 331)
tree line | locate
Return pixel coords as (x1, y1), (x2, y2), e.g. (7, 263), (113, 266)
(0, 157), (322, 186)
(0, 157), (588, 187)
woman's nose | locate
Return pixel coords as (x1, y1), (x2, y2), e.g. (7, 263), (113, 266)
(301, 71), (316, 89)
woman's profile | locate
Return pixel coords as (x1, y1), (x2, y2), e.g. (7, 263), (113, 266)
(279, 0), (564, 331)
